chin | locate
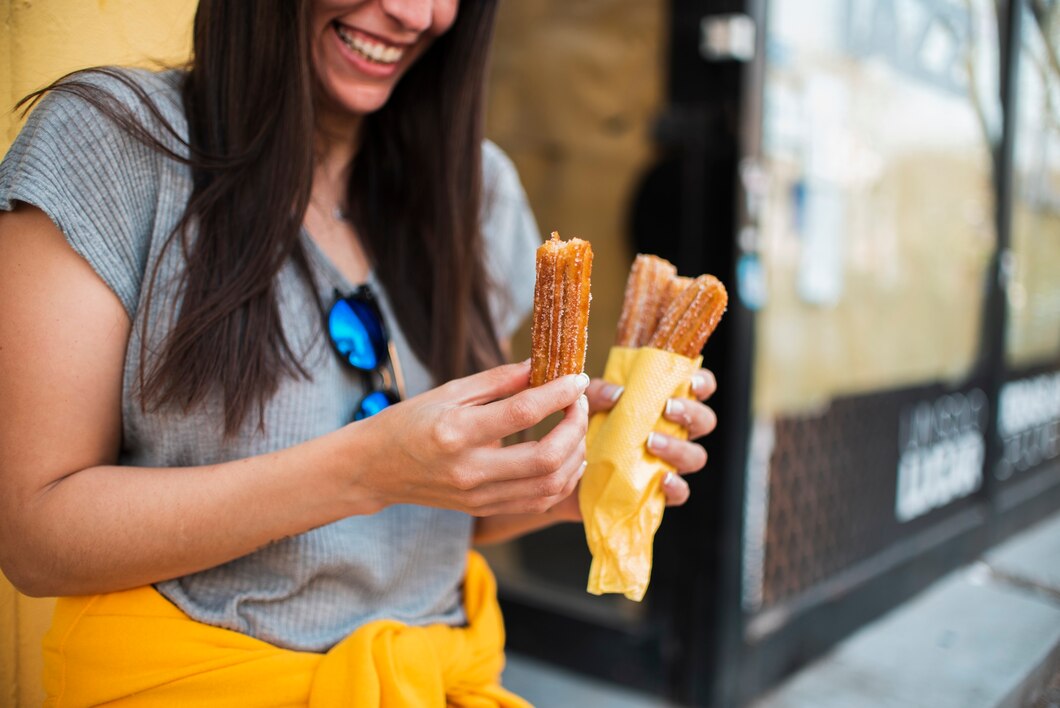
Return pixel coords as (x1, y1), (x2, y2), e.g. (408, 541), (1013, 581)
(339, 88), (394, 116)
(331, 85), (397, 117)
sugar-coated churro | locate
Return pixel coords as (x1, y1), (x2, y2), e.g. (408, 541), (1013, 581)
(665, 275), (693, 312)
(615, 255), (677, 348)
(530, 232), (593, 386)
(648, 274), (728, 358)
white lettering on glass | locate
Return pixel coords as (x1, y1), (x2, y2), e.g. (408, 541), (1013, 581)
(996, 372), (1060, 480)
(895, 390), (987, 522)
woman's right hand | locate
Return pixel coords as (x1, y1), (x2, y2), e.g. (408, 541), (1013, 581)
(352, 360), (590, 517)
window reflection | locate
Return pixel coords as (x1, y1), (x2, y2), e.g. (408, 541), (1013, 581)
(1006, 2), (1060, 368)
(755, 0), (1000, 416)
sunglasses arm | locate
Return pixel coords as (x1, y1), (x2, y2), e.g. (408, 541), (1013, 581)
(386, 340), (407, 400)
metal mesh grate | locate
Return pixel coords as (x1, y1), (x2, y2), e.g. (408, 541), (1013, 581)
(757, 385), (986, 609)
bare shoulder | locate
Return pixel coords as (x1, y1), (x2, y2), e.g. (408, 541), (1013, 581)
(0, 203), (128, 491)
(0, 204), (129, 332)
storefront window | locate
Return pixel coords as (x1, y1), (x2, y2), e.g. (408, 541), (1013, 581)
(754, 0), (1001, 416)
(1006, 2), (1060, 368)
(996, 1), (1060, 482)
(741, 0), (1002, 614)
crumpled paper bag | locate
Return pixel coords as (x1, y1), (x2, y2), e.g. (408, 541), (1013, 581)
(580, 345), (702, 601)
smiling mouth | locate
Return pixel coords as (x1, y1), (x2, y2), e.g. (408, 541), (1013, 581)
(333, 22), (406, 65)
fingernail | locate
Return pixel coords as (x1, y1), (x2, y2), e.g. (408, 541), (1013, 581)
(647, 432), (668, 450)
(603, 383), (624, 402)
(577, 460), (588, 478)
(577, 394), (589, 412)
(691, 374), (706, 393)
(575, 372), (591, 391)
(663, 471), (677, 488)
(665, 398), (685, 417)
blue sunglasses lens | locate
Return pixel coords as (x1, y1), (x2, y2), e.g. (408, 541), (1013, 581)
(328, 289), (400, 420)
(328, 297), (386, 371)
(354, 390), (399, 420)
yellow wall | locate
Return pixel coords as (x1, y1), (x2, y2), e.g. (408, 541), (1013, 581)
(1, 1), (195, 704)
(1, 0), (196, 150)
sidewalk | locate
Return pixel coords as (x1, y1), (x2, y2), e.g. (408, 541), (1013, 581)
(754, 512), (1060, 708)
(504, 511), (1060, 707)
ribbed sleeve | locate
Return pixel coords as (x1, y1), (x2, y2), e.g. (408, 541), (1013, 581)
(0, 69), (175, 317)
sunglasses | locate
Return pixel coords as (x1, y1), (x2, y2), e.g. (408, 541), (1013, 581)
(327, 286), (406, 420)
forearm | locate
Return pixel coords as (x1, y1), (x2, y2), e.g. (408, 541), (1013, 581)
(3, 427), (378, 597)
(472, 508), (575, 546)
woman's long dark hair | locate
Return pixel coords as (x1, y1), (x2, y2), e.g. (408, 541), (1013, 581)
(18, 0), (504, 435)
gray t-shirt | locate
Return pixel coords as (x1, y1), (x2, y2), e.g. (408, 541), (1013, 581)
(0, 68), (540, 651)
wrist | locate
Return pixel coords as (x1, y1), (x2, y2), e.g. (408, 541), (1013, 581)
(317, 419), (390, 517)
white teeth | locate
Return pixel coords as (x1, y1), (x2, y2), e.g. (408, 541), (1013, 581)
(335, 25), (404, 65)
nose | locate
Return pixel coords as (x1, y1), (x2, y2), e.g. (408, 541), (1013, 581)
(379, 0), (433, 33)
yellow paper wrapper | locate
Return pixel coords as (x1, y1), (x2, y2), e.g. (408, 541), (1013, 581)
(580, 345), (703, 601)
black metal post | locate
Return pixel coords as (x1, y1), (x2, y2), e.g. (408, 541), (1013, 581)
(983, 0), (1024, 542)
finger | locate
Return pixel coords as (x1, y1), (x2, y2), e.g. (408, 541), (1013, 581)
(646, 432), (708, 474)
(690, 369), (717, 401)
(468, 372), (590, 442)
(662, 399), (717, 440)
(495, 394), (589, 479)
(553, 459), (586, 506)
(466, 441), (587, 515)
(585, 379), (623, 415)
(525, 456), (586, 516)
(446, 359), (532, 406)
(662, 472), (691, 506)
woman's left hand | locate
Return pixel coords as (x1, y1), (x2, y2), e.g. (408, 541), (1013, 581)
(547, 368), (718, 522)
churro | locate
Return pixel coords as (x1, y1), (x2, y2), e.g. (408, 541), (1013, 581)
(648, 274), (728, 358)
(665, 275), (693, 310)
(530, 232), (593, 386)
(615, 255), (677, 348)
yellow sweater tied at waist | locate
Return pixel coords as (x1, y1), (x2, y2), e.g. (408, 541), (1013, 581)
(42, 551), (530, 708)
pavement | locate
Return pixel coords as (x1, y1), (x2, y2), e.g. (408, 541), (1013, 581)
(754, 512), (1060, 708)
(504, 511), (1060, 707)
(504, 653), (676, 707)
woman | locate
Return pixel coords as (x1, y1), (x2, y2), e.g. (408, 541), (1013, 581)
(0, 0), (718, 704)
